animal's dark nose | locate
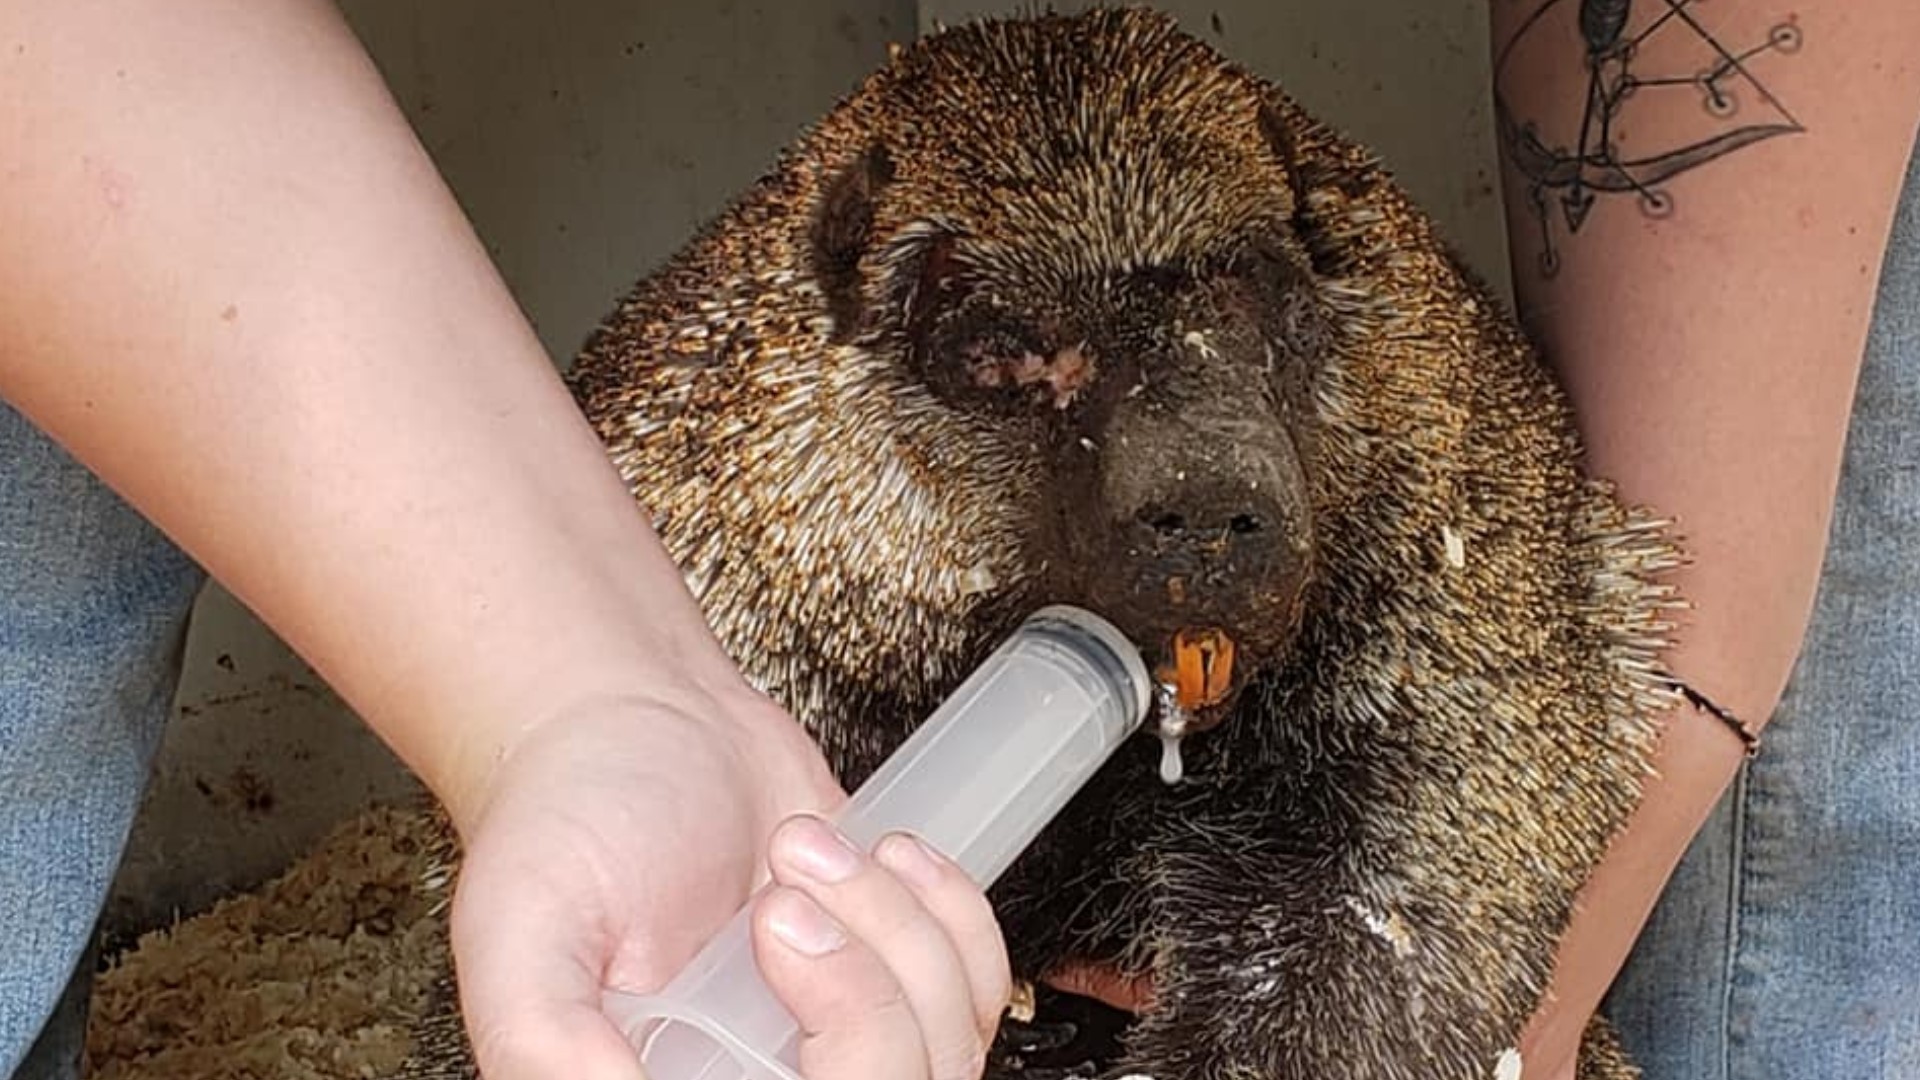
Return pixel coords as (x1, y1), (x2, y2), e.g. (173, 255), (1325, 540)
(1137, 505), (1269, 541)
(1124, 475), (1295, 586)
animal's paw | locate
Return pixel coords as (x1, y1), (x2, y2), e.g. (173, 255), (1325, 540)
(987, 983), (1135, 1080)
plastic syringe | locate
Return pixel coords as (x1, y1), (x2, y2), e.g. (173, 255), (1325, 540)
(604, 604), (1152, 1080)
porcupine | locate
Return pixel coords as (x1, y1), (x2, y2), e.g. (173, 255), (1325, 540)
(391, 8), (1687, 1079)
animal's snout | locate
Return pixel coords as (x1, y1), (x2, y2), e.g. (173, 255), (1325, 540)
(1063, 388), (1315, 656)
(1101, 385), (1310, 584)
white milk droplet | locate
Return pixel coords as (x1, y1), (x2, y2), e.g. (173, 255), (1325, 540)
(1158, 730), (1186, 784)
(1492, 1047), (1523, 1080)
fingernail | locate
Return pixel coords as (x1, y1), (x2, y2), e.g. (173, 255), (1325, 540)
(776, 814), (862, 884)
(875, 832), (949, 888)
(766, 888), (847, 957)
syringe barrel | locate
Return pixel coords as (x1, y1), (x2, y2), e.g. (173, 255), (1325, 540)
(607, 605), (1150, 1080)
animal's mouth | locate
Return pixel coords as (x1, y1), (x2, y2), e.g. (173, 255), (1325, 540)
(1143, 625), (1244, 783)
(1153, 625), (1239, 719)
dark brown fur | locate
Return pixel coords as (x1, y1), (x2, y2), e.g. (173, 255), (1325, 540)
(548, 11), (1681, 1077)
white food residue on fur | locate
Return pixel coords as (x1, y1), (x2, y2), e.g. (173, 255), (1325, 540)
(1492, 1047), (1523, 1080)
(1345, 895), (1414, 957)
(1442, 523), (1467, 569)
(1181, 328), (1220, 360)
(959, 561), (998, 596)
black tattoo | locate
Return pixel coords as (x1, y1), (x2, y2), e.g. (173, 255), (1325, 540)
(1495, 0), (1806, 276)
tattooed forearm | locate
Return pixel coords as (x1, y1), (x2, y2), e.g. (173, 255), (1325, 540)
(1493, 0), (1806, 276)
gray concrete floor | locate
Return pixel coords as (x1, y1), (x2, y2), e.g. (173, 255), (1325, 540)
(106, 0), (1514, 934)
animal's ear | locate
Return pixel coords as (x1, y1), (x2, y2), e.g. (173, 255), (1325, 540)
(1256, 95), (1387, 277)
(810, 143), (896, 343)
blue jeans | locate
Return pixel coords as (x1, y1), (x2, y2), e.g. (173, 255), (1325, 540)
(1603, 147), (1920, 1073)
(0, 404), (204, 1080)
(4, 177), (1918, 1080)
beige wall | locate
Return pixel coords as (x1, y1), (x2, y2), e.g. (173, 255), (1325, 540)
(106, 0), (1512, 934)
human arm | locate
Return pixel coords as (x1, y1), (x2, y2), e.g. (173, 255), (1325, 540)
(0, 2), (1005, 1078)
(0, 0), (731, 833)
(1486, 3), (1920, 1075)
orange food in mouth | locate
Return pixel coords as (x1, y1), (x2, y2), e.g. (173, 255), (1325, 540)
(1156, 627), (1237, 712)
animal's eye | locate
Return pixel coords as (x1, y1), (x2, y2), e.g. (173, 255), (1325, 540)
(1214, 238), (1333, 366)
(956, 335), (1097, 411)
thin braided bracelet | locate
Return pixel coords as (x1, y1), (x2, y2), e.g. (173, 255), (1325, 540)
(1672, 680), (1760, 758)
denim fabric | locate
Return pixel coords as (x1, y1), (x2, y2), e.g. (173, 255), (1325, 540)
(0, 402), (204, 1080)
(1605, 145), (1920, 1075)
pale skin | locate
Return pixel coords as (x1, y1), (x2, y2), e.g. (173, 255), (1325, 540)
(1490, 1), (1920, 1077)
(0, 3), (1007, 1080)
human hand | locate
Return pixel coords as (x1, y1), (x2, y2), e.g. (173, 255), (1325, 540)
(446, 689), (1012, 1080)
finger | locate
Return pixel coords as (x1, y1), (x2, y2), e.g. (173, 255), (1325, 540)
(873, 832), (1013, 1040)
(451, 847), (646, 1080)
(751, 885), (929, 1080)
(768, 814), (987, 1080)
